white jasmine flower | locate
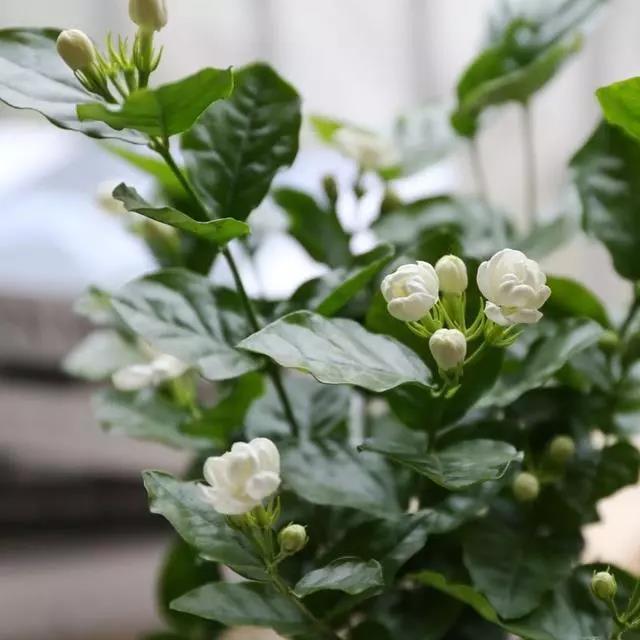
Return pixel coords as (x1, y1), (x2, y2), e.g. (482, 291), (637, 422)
(381, 261), (439, 322)
(429, 328), (467, 371)
(477, 249), (550, 326)
(334, 128), (399, 171)
(435, 255), (468, 295)
(56, 29), (97, 71)
(111, 353), (189, 391)
(129, 0), (168, 32)
(200, 438), (281, 515)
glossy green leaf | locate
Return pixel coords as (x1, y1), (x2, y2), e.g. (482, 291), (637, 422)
(171, 582), (309, 635)
(239, 311), (431, 392)
(463, 518), (580, 619)
(0, 28), (143, 143)
(360, 439), (521, 490)
(94, 389), (211, 450)
(572, 121), (640, 279)
(274, 188), (352, 267)
(113, 269), (261, 381)
(544, 276), (609, 326)
(113, 184), (250, 245)
(597, 76), (640, 142)
(322, 511), (432, 583)
(290, 244), (395, 317)
(143, 471), (265, 580)
(62, 330), (140, 381)
(182, 63), (301, 221)
(78, 67), (233, 138)
(281, 439), (401, 517)
(309, 114), (345, 142)
(294, 558), (384, 597)
(245, 374), (349, 439)
(483, 319), (603, 407)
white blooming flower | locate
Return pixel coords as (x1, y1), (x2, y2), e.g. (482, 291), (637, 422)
(111, 353), (189, 391)
(200, 438), (281, 515)
(334, 128), (399, 171)
(129, 0), (168, 31)
(429, 329), (467, 371)
(381, 261), (439, 322)
(435, 255), (468, 295)
(56, 29), (97, 71)
(477, 249), (551, 326)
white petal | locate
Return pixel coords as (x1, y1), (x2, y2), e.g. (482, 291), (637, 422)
(509, 308), (543, 324)
(203, 455), (228, 488)
(226, 446), (259, 487)
(249, 438), (280, 474)
(112, 364), (155, 391)
(151, 354), (190, 381)
(535, 285), (551, 308)
(484, 302), (512, 326)
(388, 293), (435, 322)
(245, 471), (281, 501)
(476, 261), (492, 300)
(200, 484), (256, 515)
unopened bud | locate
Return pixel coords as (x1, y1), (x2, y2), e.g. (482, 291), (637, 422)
(548, 435), (575, 466)
(512, 472), (539, 502)
(598, 330), (619, 353)
(435, 255), (468, 295)
(278, 524), (308, 555)
(129, 0), (168, 32)
(591, 571), (617, 601)
(429, 329), (467, 372)
(56, 29), (97, 71)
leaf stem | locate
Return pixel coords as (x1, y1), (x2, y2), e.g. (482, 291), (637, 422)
(151, 139), (300, 437)
(522, 100), (538, 231)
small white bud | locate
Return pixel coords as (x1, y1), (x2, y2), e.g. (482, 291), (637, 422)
(591, 571), (617, 601)
(548, 435), (576, 466)
(56, 29), (97, 71)
(429, 329), (467, 372)
(512, 472), (540, 502)
(381, 261), (439, 322)
(278, 524), (308, 555)
(129, 0), (168, 32)
(435, 255), (468, 295)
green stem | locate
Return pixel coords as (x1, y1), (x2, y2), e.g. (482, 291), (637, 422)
(522, 100), (538, 231)
(153, 140), (300, 437)
(465, 341), (488, 367)
(620, 287), (640, 340)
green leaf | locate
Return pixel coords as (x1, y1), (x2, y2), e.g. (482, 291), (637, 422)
(482, 319), (603, 407)
(544, 276), (609, 326)
(290, 244), (395, 317)
(113, 269), (261, 381)
(113, 184), (250, 245)
(62, 329), (140, 381)
(78, 67), (233, 138)
(463, 518), (580, 619)
(359, 439), (521, 490)
(171, 582), (309, 635)
(158, 539), (221, 635)
(182, 63), (301, 221)
(0, 28), (143, 143)
(597, 76), (640, 142)
(73, 286), (120, 326)
(142, 471), (265, 580)
(571, 121), (640, 280)
(94, 389), (211, 450)
(294, 558), (384, 597)
(238, 311), (431, 393)
(309, 114), (345, 142)
(182, 372), (265, 445)
(245, 374), (349, 440)
(281, 439), (401, 517)
(514, 214), (578, 260)
(274, 188), (352, 267)
(322, 511), (432, 583)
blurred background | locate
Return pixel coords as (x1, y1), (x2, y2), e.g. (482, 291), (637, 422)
(2, 1), (640, 638)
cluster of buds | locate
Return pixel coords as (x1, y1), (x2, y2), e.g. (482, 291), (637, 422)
(56, 0), (167, 101)
(381, 248), (550, 387)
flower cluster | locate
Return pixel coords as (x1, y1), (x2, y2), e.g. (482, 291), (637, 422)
(112, 352), (189, 391)
(381, 248), (550, 384)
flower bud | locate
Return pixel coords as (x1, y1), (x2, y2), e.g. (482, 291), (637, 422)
(435, 255), (468, 295)
(56, 29), (97, 71)
(598, 330), (619, 353)
(512, 472), (540, 502)
(591, 571), (617, 601)
(429, 329), (467, 372)
(129, 0), (168, 32)
(278, 524), (308, 555)
(548, 435), (575, 466)
(381, 261), (439, 322)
